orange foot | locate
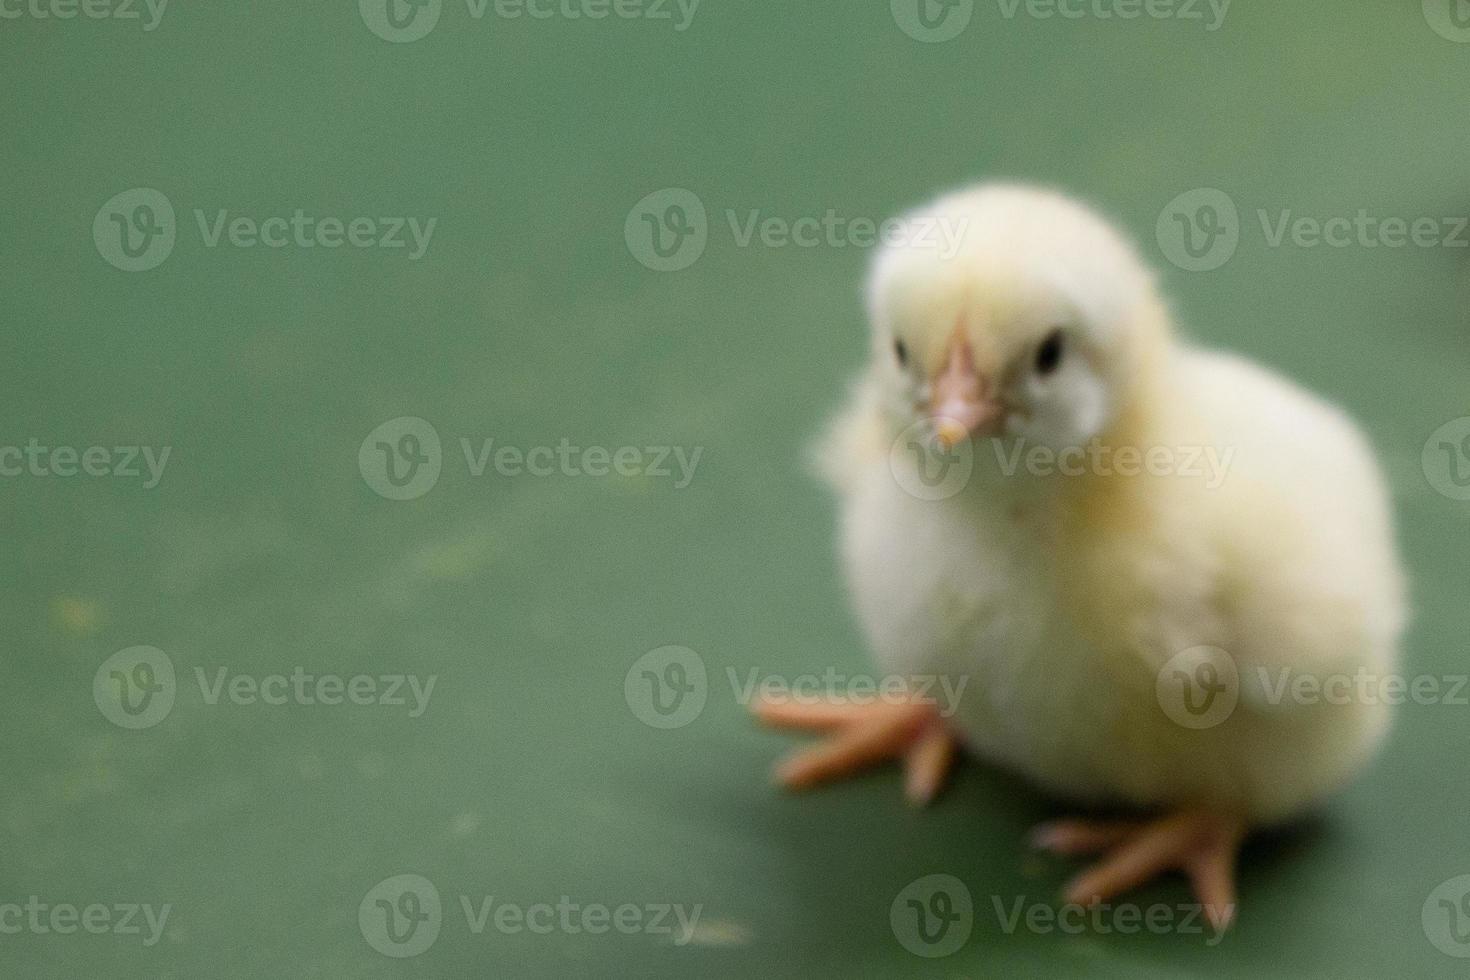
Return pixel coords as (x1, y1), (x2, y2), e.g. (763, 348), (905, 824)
(1031, 809), (1245, 932)
(752, 696), (958, 805)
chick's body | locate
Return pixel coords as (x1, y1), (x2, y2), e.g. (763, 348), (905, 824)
(757, 185), (1407, 918)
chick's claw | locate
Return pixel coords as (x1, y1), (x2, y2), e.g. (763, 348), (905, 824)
(751, 697), (958, 806)
(1031, 809), (1245, 933)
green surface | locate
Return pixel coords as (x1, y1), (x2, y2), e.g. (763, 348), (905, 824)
(4, 2), (1470, 977)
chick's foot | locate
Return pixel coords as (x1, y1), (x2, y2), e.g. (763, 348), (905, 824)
(752, 697), (957, 805)
(1031, 809), (1245, 932)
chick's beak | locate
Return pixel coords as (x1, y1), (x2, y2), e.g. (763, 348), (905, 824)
(929, 329), (1000, 449)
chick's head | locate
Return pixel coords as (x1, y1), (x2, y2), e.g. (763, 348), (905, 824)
(867, 184), (1169, 453)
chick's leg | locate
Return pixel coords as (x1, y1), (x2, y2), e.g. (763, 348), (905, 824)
(752, 697), (957, 805)
(1031, 809), (1245, 931)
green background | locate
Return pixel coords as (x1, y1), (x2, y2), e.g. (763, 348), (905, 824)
(4, 1), (1470, 976)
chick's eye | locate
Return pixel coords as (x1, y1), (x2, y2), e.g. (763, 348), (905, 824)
(893, 339), (909, 367)
(1035, 330), (1064, 375)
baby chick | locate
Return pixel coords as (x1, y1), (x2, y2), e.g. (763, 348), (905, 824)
(754, 184), (1407, 928)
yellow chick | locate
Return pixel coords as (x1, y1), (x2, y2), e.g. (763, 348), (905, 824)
(754, 184), (1407, 929)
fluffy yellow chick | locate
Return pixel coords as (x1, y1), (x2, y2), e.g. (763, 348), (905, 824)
(754, 184), (1407, 929)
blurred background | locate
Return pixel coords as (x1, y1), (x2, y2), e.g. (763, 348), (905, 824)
(4, 1), (1470, 976)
